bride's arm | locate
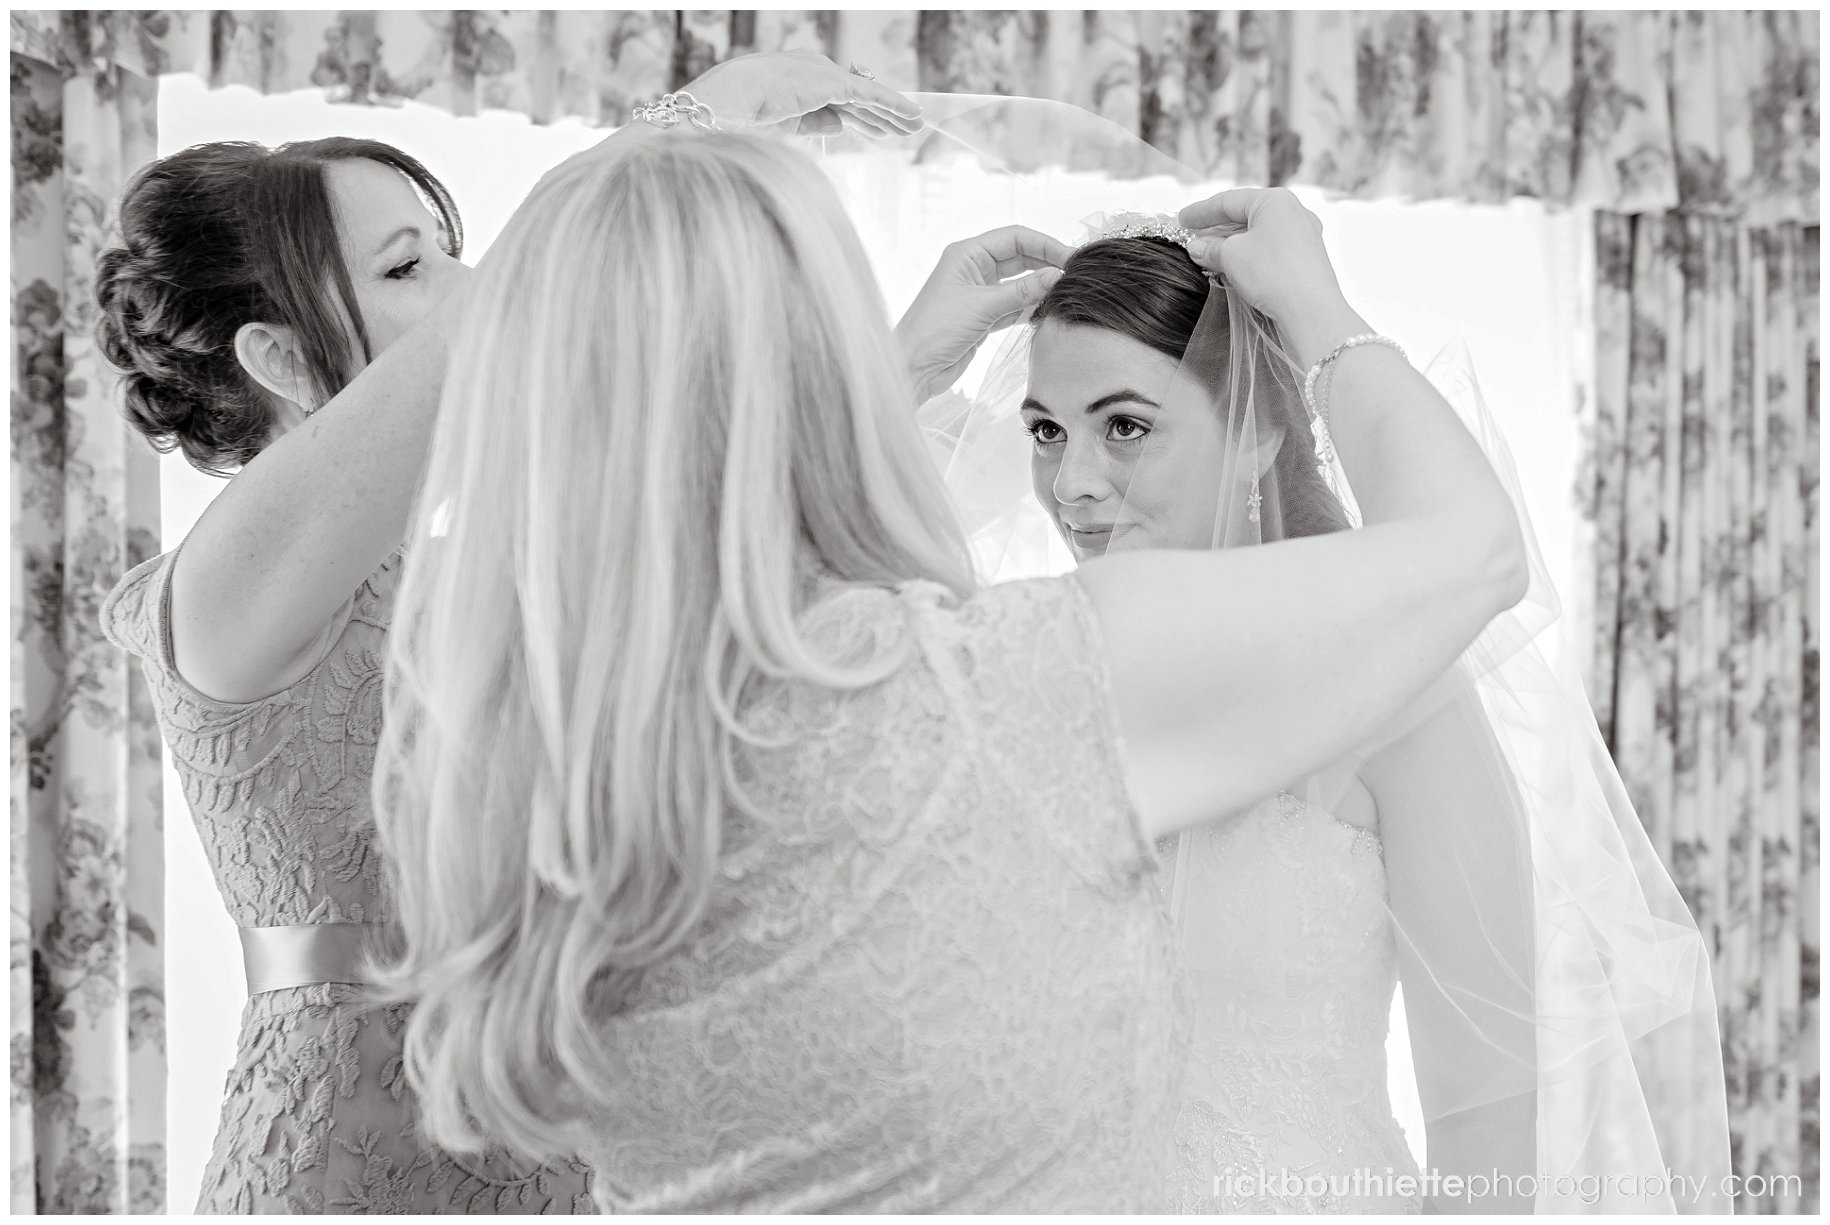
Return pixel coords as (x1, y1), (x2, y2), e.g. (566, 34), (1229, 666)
(1077, 188), (1528, 839)
(1361, 697), (1537, 1212)
(170, 54), (918, 704)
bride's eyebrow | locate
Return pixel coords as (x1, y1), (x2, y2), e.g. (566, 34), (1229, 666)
(1084, 390), (1160, 414)
(1021, 390), (1160, 415)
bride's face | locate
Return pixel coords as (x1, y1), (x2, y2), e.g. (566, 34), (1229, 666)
(1023, 320), (1230, 559)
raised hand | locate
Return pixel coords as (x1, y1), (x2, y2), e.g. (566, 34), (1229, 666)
(687, 51), (923, 139)
(895, 225), (1073, 402)
(1178, 187), (1363, 367)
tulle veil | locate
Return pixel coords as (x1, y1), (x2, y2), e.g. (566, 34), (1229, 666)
(809, 94), (1732, 1213)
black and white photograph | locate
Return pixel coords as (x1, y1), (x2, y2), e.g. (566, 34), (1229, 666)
(9, 6), (1819, 1215)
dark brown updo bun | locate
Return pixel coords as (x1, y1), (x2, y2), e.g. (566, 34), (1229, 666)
(94, 137), (461, 475)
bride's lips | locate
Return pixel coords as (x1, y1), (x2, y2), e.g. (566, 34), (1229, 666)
(1064, 522), (1121, 551)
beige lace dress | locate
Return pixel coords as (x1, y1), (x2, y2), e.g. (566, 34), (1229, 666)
(102, 547), (591, 1214)
(579, 576), (1188, 1211)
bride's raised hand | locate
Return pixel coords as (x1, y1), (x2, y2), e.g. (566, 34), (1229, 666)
(1178, 187), (1363, 365)
(688, 51), (923, 138)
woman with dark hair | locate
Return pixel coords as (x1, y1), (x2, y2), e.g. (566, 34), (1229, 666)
(95, 136), (467, 476)
(1018, 226), (1469, 1211)
(897, 189), (1725, 1210)
(95, 54), (924, 1213)
(1027, 235), (1352, 544)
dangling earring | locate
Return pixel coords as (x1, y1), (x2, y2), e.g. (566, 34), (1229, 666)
(1246, 473), (1262, 525)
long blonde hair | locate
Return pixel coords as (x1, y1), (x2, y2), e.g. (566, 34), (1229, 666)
(372, 132), (976, 1158)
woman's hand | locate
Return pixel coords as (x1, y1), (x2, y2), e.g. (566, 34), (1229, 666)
(550, 53), (920, 195)
(1178, 187), (1362, 366)
(895, 225), (1072, 402)
(686, 51), (923, 138)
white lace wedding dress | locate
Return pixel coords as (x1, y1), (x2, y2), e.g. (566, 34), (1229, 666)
(1162, 791), (1422, 1214)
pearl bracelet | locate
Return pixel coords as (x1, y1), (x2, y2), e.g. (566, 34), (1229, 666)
(1302, 333), (1407, 468)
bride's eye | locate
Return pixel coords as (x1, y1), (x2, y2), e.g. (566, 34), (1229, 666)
(1023, 419), (1064, 446)
(1108, 416), (1151, 445)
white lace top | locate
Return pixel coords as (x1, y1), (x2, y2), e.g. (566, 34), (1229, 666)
(581, 576), (1187, 1211)
(1164, 792), (1421, 1213)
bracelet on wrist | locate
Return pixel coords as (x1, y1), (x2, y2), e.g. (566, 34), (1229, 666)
(1302, 333), (1407, 469)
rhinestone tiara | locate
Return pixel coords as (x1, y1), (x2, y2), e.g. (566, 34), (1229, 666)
(1085, 214), (1194, 248)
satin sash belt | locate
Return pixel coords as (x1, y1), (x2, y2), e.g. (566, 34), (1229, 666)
(239, 923), (403, 996)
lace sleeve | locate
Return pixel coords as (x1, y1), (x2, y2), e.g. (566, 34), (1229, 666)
(914, 576), (1158, 893)
(99, 548), (180, 675)
(98, 538), (380, 712)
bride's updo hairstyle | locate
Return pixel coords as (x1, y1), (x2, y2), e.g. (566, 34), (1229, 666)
(1032, 235), (1349, 540)
(94, 138), (461, 475)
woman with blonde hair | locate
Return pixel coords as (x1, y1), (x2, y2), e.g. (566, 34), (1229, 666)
(372, 127), (1529, 1212)
(96, 53), (914, 1212)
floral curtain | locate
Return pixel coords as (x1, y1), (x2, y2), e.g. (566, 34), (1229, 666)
(10, 48), (165, 1215)
(6, 7), (1819, 1215)
(1583, 213), (1819, 1212)
(9, 9), (1820, 220)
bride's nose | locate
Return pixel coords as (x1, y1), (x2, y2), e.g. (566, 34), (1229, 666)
(1053, 437), (1117, 505)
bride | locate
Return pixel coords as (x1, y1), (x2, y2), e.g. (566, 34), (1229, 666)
(990, 218), (1525, 1213)
(883, 99), (1731, 1213)
(913, 214), (1730, 1215)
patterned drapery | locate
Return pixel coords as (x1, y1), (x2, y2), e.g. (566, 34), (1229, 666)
(1583, 212), (1819, 1212)
(9, 51), (165, 1215)
(7, 8), (1818, 1214)
(9, 8), (1819, 220)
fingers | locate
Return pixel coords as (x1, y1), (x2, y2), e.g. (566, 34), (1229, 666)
(1178, 186), (1273, 231)
(814, 94), (922, 140)
(985, 224), (1075, 268)
(979, 267), (1062, 326)
(865, 104), (926, 137)
(951, 225), (1073, 279)
(990, 253), (1065, 279)
(842, 74), (923, 123)
(830, 105), (902, 140)
(823, 94), (923, 138)
(746, 56), (922, 133)
(850, 109), (922, 138)
(792, 108), (845, 138)
(1184, 232), (1228, 273)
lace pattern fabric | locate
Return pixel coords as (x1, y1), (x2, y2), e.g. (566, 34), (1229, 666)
(1164, 793), (1421, 1214)
(582, 577), (1187, 1212)
(102, 548), (590, 1213)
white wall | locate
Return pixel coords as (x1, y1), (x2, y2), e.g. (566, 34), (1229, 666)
(155, 74), (1588, 1203)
